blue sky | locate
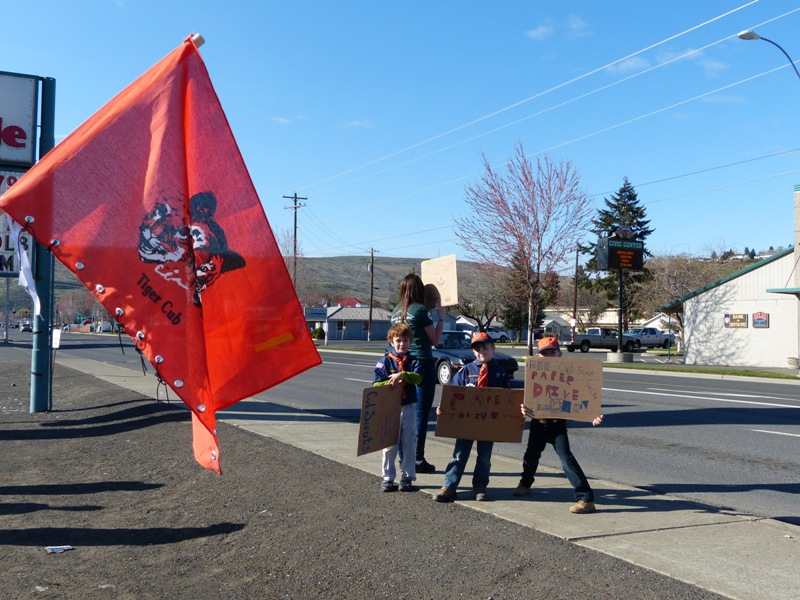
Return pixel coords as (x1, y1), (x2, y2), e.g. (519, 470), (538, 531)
(4, 1), (800, 274)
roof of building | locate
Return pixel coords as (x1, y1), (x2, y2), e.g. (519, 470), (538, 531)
(326, 306), (392, 321)
(658, 246), (794, 313)
(335, 297), (366, 307)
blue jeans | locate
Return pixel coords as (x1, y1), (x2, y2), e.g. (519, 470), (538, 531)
(443, 438), (494, 491)
(520, 419), (593, 502)
(414, 360), (436, 462)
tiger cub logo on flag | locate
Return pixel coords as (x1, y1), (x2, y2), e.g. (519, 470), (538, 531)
(138, 191), (245, 306)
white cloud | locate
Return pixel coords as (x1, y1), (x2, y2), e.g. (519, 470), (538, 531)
(701, 94), (745, 104)
(567, 14), (590, 38)
(698, 57), (728, 77)
(605, 56), (651, 74)
(527, 21), (554, 42)
(271, 117), (292, 125)
(527, 16), (590, 42)
(671, 111), (696, 121)
(657, 48), (729, 77)
(340, 119), (375, 130)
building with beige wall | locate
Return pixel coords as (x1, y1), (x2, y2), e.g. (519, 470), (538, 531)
(664, 247), (797, 369)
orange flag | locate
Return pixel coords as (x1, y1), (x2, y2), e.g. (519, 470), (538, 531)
(0, 36), (321, 472)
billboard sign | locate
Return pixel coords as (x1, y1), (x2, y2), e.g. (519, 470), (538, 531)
(596, 237), (644, 271)
(724, 313), (748, 328)
(0, 72), (38, 166)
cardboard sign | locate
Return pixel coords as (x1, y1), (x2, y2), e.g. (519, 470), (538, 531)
(435, 384), (525, 442)
(357, 385), (403, 456)
(522, 357), (603, 422)
(421, 254), (458, 306)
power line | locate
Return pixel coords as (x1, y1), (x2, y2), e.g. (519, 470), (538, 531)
(591, 147), (800, 199)
(296, 1), (760, 193)
(287, 8), (800, 258)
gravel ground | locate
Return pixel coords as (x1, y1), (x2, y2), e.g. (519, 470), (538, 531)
(0, 346), (727, 600)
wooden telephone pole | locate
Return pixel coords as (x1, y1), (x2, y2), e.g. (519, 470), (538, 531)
(282, 192), (307, 284)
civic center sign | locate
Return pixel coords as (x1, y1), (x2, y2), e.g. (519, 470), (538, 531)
(596, 236), (644, 271)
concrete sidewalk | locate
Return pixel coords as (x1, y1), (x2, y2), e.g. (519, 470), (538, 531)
(55, 353), (800, 600)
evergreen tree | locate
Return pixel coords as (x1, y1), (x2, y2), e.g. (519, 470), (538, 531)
(582, 177), (654, 329)
(499, 253), (531, 340)
(586, 177), (654, 251)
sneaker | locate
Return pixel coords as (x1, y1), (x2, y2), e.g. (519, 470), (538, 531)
(416, 460), (436, 474)
(398, 479), (415, 492)
(512, 485), (531, 497)
(570, 500), (596, 514)
(381, 481), (397, 493)
(435, 487), (456, 503)
(474, 489), (488, 502)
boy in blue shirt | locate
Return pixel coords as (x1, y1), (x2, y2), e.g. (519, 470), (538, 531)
(435, 331), (509, 503)
(373, 323), (423, 492)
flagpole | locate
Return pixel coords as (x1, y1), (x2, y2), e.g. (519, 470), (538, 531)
(30, 77), (56, 413)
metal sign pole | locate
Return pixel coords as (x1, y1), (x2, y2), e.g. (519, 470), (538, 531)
(29, 77), (55, 413)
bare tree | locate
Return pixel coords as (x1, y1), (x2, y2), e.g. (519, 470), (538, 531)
(456, 266), (506, 330)
(635, 253), (742, 343)
(276, 228), (318, 306)
(555, 267), (610, 330)
(55, 289), (100, 325)
(455, 142), (593, 355)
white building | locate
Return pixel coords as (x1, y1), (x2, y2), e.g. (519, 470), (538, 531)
(662, 247), (798, 369)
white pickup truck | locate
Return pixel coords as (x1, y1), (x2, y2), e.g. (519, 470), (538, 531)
(562, 327), (635, 353)
(623, 327), (674, 349)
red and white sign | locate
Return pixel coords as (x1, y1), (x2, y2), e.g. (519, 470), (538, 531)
(0, 73), (37, 166)
(1, 169), (32, 277)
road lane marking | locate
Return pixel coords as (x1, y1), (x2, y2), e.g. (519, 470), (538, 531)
(646, 388), (792, 401)
(345, 378), (373, 383)
(750, 429), (800, 438)
(603, 387), (799, 409)
(322, 360), (374, 368)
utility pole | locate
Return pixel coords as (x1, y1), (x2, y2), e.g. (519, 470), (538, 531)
(367, 248), (377, 341)
(283, 192), (307, 285)
(31, 77), (56, 412)
(572, 247), (579, 336)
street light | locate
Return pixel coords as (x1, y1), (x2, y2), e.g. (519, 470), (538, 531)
(737, 30), (800, 81)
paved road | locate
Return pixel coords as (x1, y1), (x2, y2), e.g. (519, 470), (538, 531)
(24, 330), (800, 525)
(21, 334), (797, 600)
(271, 348), (800, 524)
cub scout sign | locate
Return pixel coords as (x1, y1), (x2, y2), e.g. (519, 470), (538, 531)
(421, 254), (458, 307)
(357, 385), (403, 456)
(435, 384), (525, 442)
(523, 357), (602, 422)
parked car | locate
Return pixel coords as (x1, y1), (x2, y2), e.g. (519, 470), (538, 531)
(432, 330), (519, 384)
(20, 320), (33, 332)
(464, 326), (513, 343)
(96, 321), (114, 333)
(561, 327), (635, 353)
(623, 327), (674, 349)
(485, 326), (512, 343)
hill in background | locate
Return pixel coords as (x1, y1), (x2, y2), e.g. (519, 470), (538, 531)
(301, 255), (480, 307)
(4, 254), (478, 319)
